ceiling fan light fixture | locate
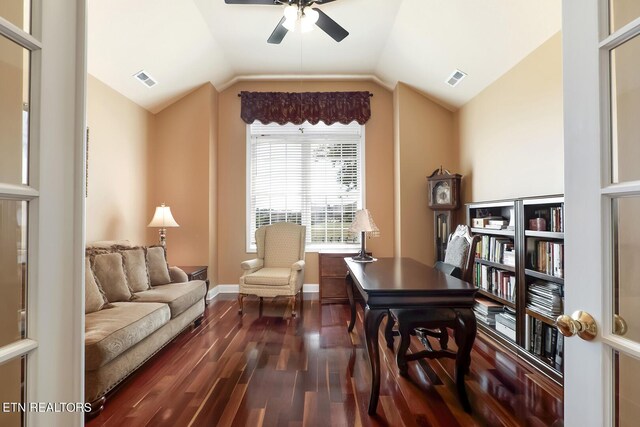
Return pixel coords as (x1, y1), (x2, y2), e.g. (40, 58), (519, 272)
(300, 8), (319, 33)
(283, 4), (298, 20)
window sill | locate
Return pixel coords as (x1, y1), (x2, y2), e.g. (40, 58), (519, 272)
(246, 243), (361, 254)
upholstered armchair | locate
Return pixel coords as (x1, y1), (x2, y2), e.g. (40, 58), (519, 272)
(239, 222), (306, 316)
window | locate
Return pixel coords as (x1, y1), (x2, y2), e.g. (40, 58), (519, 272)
(247, 121), (365, 250)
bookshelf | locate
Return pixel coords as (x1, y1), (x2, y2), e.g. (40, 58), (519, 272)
(467, 196), (564, 384)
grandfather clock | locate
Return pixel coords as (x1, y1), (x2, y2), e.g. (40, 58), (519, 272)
(427, 168), (461, 262)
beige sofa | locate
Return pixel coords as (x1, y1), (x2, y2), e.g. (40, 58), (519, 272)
(84, 241), (206, 415)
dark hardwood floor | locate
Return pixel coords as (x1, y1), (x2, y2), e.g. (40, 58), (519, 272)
(87, 294), (564, 427)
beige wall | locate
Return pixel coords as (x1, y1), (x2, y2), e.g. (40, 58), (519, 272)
(86, 75), (154, 243)
(457, 32), (564, 204)
(149, 83), (217, 267)
(217, 80), (395, 284)
(394, 83), (457, 265)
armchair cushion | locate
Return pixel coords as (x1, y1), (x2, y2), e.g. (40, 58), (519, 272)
(243, 268), (291, 286)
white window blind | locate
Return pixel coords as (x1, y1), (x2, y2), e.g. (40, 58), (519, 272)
(247, 121), (364, 250)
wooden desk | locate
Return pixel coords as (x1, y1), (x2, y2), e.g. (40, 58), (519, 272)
(345, 257), (477, 415)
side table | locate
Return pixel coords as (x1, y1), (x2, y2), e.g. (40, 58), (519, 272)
(179, 266), (210, 305)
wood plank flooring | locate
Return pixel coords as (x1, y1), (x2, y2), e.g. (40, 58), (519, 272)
(87, 294), (564, 427)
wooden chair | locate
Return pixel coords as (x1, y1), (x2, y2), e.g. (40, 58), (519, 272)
(385, 225), (479, 368)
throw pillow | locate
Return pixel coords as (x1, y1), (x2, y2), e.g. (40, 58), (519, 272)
(92, 252), (134, 302)
(120, 248), (151, 292)
(85, 257), (108, 313)
(146, 246), (171, 286)
(444, 236), (470, 269)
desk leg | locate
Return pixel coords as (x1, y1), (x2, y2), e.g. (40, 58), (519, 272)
(454, 308), (477, 413)
(364, 306), (386, 415)
(346, 273), (356, 333)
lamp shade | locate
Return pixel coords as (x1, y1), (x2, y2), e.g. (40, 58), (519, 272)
(348, 209), (380, 237)
(147, 204), (179, 228)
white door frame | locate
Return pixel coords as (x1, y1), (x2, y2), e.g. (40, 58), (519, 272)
(0, 1), (86, 426)
(563, 1), (640, 425)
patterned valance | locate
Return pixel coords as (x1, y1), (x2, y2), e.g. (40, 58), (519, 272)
(240, 91), (371, 125)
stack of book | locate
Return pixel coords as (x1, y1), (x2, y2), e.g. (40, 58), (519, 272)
(484, 219), (509, 230)
(526, 281), (563, 318)
(495, 310), (516, 341)
(529, 240), (564, 278)
(474, 265), (516, 302)
(476, 236), (515, 265)
(473, 297), (504, 326)
(530, 318), (564, 371)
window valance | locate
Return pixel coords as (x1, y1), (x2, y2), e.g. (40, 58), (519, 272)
(239, 91), (371, 125)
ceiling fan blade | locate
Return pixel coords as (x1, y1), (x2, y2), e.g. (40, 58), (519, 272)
(224, 0), (279, 5)
(313, 0), (337, 3)
(267, 16), (289, 44)
(313, 8), (348, 42)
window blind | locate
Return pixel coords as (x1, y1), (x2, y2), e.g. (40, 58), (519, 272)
(247, 121), (364, 249)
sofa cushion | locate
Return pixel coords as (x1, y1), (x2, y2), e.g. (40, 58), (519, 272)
(92, 252), (134, 302)
(146, 246), (171, 286)
(244, 267), (291, 286)
(85, 302), (170, 370)
(85, 257), (108, 314)
(134, 281), (206, 318)
(121, 248), (151, 292)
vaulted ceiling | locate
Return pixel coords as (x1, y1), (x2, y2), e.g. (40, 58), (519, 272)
(87, 0), (561, 114)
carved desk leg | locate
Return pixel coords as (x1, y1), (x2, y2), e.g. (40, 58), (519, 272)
(384, 312), (395, 350)
(363, 306), (387, 415)
(454, 308), (477, 413)
(346, 272), (356, 333)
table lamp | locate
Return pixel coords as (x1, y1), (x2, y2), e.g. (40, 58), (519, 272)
(348, 209), (379, 262)
(148, 203), (179, 247)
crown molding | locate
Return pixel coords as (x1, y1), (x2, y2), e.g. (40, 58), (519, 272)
(216, 73), (395, 92)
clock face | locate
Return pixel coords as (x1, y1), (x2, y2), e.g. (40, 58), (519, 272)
(435, 182), (451, 204)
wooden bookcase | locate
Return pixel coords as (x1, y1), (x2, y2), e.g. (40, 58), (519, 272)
(467, 195), (565, 384)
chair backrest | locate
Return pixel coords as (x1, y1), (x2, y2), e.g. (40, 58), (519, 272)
(256, 222), (306, 268)
(434, 261), (463, 279)
(443, 225), (480, 283)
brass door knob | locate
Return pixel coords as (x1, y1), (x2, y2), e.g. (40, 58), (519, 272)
(614, 314), (628, 336)
(555, 310), (597, 341)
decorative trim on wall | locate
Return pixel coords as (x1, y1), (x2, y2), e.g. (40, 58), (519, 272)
(217, 74), (395, 92)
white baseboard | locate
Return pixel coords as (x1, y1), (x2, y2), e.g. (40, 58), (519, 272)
(206, 283), (319, 301)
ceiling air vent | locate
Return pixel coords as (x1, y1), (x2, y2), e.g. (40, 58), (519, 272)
(446, 69), (467, 87)
(133, 70), (158, 88)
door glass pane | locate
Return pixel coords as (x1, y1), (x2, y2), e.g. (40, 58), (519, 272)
(610, 0), (640, 33)
(613, 197), (640, 342)
(614, 351), (640, 426)
(0, 35), (30, 185)
(0, 356), (26, 427)
(610, 34), (640, 183)
(0, 0), (30, 33)
(0, 200), (27, 347)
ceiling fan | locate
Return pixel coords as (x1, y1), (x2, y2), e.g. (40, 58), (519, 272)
(224, 0), (349, 44)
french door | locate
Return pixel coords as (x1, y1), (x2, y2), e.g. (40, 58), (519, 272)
(0, 1), (86, 426)
(563, 0), (640, 425)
